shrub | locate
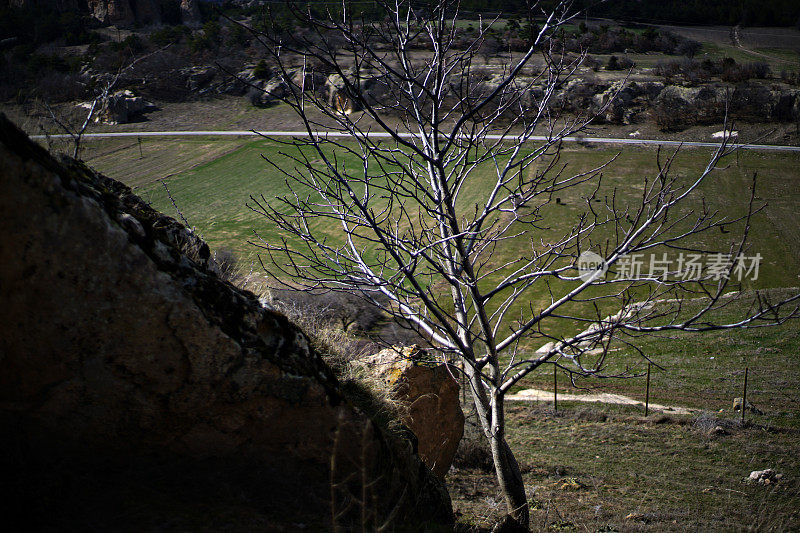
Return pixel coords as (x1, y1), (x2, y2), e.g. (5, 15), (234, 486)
(212, 247), (241, 285)
(654, 59), (682, 79)
(149, 25), (188, 46)
(701, 58), (719, 76)
(225, 23), (250, 47)
(252, 59), (270, 80)
(744, 62), (771, 79)
(675, 39), (702, 58)
(617, 56), (635, 69)
(202, 21), (222, 44)
(583, 54), (601, 72)
(607, 55), (633, 71)
(452, 429), (494, 472)
(721, 64), (748, 82)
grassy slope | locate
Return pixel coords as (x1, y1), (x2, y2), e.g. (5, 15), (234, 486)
(517, 288), (800, 427)
(452, 292), (800, 532)
(87, 137), (800, 343)
(451, 402), (800, 531)
(89, 133), (800, 408)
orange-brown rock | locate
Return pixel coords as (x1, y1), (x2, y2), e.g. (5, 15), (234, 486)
(180, 0), (201, 28)
(365, 346), (465, 478)
(0, 114), (452, 531)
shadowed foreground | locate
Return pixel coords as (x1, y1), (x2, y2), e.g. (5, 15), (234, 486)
(0, 114), (453, 531)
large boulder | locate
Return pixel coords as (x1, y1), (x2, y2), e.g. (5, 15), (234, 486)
(248, 76), (290, 107)
(592, 80), (664, 124)
(364, 345), (465, 478)
(0, 114), (453, 531)
(327, 71), (361, 113)
(324, 69), (391, 113)
(94, 89), (154, 124)
(184, 66), (217, 92)
(651, 84), (725, 131)
(289, 67), (328, 97)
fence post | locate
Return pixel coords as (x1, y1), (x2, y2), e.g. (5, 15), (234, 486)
(644, 363), (651, 417)
(742, 367), (748, 424)
(553, 364), (558, 413)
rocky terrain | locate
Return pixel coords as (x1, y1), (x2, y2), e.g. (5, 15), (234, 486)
(0, 112), (455, 530)
(3, 1), (799, 139)
(9, 0), (201, 26)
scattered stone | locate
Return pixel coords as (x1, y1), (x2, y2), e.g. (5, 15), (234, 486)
(557, 477), (584, 490)
(748, 469), (782, 485)
(733, 397), (763, 414)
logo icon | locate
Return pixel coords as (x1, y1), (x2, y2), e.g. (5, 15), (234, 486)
(577, 251), (608, 282)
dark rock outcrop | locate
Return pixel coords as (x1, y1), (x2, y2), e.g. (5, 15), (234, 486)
(87, 0), (134, 25)
(87, 0), (162, 25)
(180, 0), (201, 28)
(0, 114), (453, 531)
(91, 88), (155, 123)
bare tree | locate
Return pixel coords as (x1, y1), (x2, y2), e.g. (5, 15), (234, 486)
(242, 1), (799, 528)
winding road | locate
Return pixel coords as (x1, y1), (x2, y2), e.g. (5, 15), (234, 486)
(31, 130), (800, 152)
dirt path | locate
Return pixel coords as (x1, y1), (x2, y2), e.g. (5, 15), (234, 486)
(506, 388), (699, 415)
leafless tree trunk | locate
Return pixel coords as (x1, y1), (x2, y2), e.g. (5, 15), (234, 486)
(240, 1), (799, 528)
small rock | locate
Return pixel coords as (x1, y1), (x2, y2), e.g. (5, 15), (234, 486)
(732, 397), (763, 414)
(117, 213), (145, 239)
(557, 477), (584, 490)
(748, 468), (781, 484)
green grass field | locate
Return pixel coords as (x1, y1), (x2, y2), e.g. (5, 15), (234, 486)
(85, 137), (800, 344)
(451, 289), (800, 531)
(85, 132), (800, 401)
(452, 399), (800, 531)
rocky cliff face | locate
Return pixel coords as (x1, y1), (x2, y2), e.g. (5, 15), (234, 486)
(87, 0), (161, 25)
(0, 114), (453, 530)
(87, 0), (132, 26)
(10, 0), (195, 27)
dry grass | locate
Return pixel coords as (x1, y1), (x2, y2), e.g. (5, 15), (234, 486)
(450, 402), (800, 532)
(236, 271), (411, 438)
